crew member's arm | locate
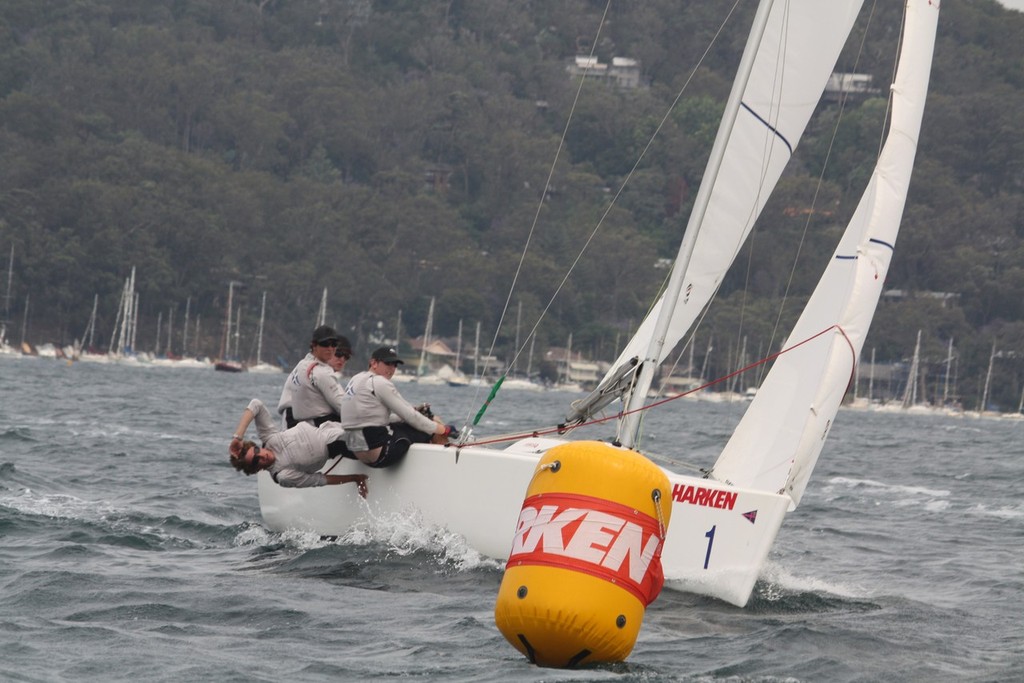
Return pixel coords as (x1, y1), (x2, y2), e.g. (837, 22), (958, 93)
(229, 399), (279, 455)
(374, 380), (446, 434)
(311, 364), (346, 417)
(273, 469), (368, 495)
(229, 406), (256, 456)
(326, 474), (368, 498)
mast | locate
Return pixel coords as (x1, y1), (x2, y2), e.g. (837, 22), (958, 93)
(869, 347), (876, 403)
(942, 338), (953, 405)
(688, 337), (695, 379)
(514, 300), (522, 370)
(182, 297), (191, 357)
(111, 279), (125, 355)
(0, 245), (12, 346)
(233, 306), (242, 359)
(20, 293), (28, 348)
(221, 281), (234, 359)
(980, 342), (996, 413)
(902, 330), (922, 408)
(455, 319), (463, 372)
(527, 333), (536, 379)
(418, 296), (435, 378)
(564, 333), (574, 385)
(194, 315), (201, 358)
(473, 321), (481, 379)
(256, 291), (267, 365)
(130, 290), (139, 354)
(316, 287), (327, 327)
(619, 0), (777, 448)
(166, 306), (174, 357)
(155, 311), (163, 356)
(82, 294), (98, 351)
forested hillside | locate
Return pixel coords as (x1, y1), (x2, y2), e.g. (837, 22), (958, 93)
(1, 1), (1022, 408)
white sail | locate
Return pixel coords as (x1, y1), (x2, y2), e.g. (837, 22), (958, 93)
(257, 1), (940, 608)
(573, 1), (866, 425)
(711, 0), (939, 508)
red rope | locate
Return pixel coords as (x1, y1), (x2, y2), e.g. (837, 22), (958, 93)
(461, 324), (854, 449)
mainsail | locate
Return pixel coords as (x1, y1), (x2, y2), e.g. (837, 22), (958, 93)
(567, 1), (865, 427)
(710, 0), (939, 507)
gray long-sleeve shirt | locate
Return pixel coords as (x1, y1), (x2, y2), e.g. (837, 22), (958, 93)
(340, 371), (437, 434)
(277, 353), (345, 422)
(248, 398), (345, 488)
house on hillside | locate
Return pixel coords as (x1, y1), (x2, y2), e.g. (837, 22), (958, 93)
(544, 346), (602, 390)
(823, 72), (879, 103)
(567, 56), (642, 89)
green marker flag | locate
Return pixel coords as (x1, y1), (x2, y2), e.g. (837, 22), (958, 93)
(472, 375), (506, 425)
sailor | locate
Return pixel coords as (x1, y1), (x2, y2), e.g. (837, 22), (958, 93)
(229, 398), (367, 494)
(277, 325), (352, 428)
(339, 346), (458, 468)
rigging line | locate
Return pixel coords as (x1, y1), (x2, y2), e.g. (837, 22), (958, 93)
(459, 1), (613, 431)
(475, 0), (612, 381)
(503, 0), (746, 382)
(763, 0), (879, 379)
(463, 323), (845, 450)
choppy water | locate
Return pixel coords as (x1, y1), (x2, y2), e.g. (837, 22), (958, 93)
(1, 356), (1021, 682)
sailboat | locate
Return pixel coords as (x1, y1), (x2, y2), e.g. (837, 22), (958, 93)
(257, 0), (939, 607)
(447, 319), (471, 387)
(413, 297), (448, 385)
(0, 245), (21, 356)
(965, 341), (998, 419)
(900, 329), (933, 413)
(214, 280), (245, 372)
(247, 291), (283, 374)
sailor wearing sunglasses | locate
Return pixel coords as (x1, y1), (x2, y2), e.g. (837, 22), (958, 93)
(229, 398), (367, 495)
(277, 325), (353, 429)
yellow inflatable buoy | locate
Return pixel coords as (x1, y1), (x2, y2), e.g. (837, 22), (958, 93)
(494, 440), (672, 668)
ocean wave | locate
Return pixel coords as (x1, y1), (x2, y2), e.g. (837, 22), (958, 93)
(0, 488), (240, 550)
(753, 560), (873, 609)
(965, 503), (1024, 520)
(0, 426), (37, 443)
(0, 488), (121, 521)
(823, 476), (950, 499)
(235, 510), (504, 575)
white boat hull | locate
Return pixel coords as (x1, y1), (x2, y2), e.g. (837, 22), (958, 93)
(258, 438), (790, 606)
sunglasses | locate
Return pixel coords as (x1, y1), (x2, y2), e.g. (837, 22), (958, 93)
(335, 351), (352, 360)
(383, 360), (400, 367)
(248, 446), (264, 470)
(317, 339), (340, 348)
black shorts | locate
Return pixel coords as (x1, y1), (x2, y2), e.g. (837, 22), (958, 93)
(285, 408), (339, 428)
(362, 423), (432, 468)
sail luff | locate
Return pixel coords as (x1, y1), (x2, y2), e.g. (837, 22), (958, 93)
(711, 0), (940, 507)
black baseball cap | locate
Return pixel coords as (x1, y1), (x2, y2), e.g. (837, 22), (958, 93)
(371, 346), (404, 364)
(311, 325), (340, 344)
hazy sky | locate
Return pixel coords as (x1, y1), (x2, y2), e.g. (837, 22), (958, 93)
(996, 0), (1024, 11)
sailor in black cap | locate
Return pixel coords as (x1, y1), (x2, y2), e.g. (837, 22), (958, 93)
(277, 325), (353, 428)
(339, 346), (458, 467)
